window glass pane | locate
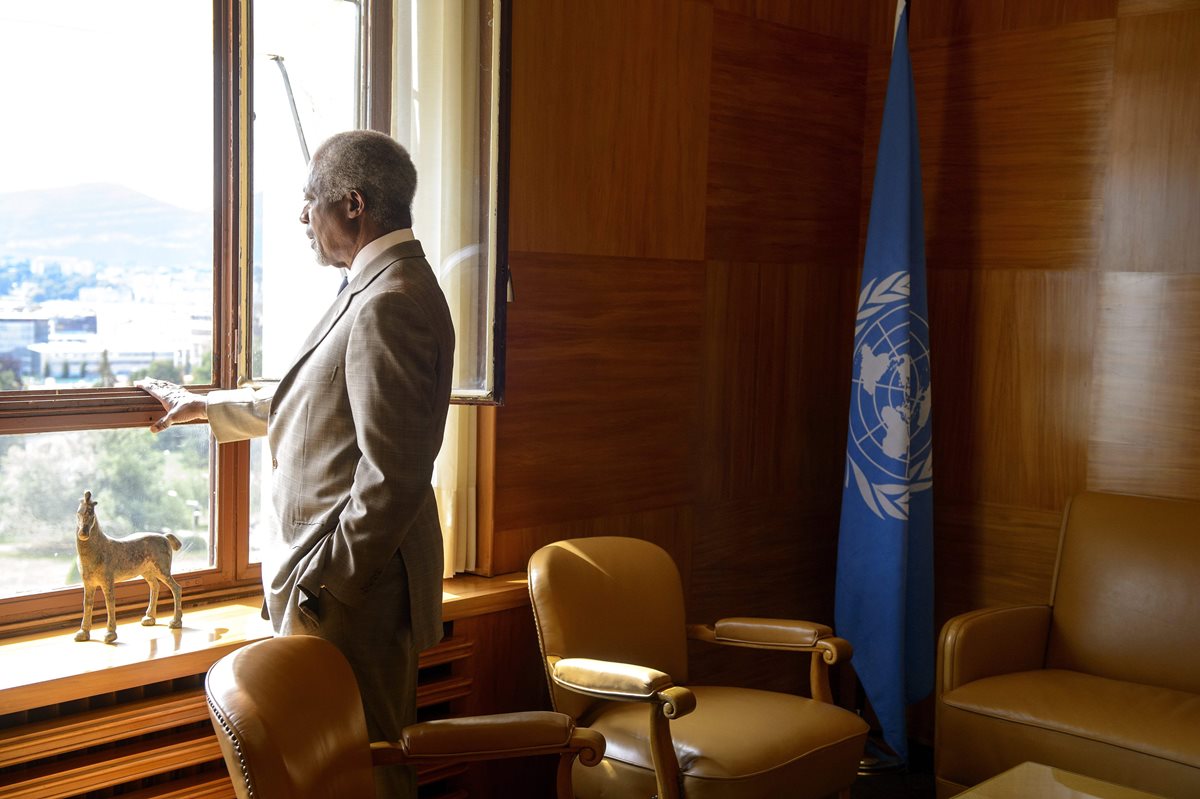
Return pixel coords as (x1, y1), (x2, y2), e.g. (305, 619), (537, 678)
(252, 0), (358, 380)
(0, 1), (214, 391)
(250, 0), (358, 562)
(245, 1), (504, 566)
(249, 437), (266, 564)
(396, 0), (501, 398)
(0, 426), (212, 599)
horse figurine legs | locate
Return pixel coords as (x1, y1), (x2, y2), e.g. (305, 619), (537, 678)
(142, 570), (183, 629)
(74, 584), (97, 642)
(75, 579), (120, 643)
(76, 573), (183, 642)
(101, 578), (119, 643)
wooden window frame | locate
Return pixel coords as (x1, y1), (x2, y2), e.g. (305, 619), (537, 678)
(0, 0), (509, 632)
(0, 0), (250, 631)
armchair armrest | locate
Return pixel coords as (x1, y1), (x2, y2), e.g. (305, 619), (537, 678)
(371, 710), (606, 799)
(688, 617), (853, 704)
(938, 604), (1051, 694)
(549, 657), (696, 718)
(689, 617), (851, 657)
(549, 657), (694, 799)
(371, 710), (604, 765)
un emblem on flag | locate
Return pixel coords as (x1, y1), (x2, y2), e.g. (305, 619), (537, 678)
(846, 271), (932, 521)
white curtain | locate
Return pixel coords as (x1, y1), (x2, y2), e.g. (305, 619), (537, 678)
(394, 0), (480, 577)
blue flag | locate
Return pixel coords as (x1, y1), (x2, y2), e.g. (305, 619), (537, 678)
(834, 0), (933, 764)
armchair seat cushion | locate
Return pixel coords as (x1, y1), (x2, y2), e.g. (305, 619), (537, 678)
(940, 669), (1200, 796)
(576, 686), (868, 799)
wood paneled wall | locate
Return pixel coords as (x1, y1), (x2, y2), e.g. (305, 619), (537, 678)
(488, 0), (1200, 697)
(899, 0), (1200, 623)
(494, 0), (871, 694)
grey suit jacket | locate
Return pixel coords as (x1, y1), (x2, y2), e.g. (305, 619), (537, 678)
(207, 239), (454, 652)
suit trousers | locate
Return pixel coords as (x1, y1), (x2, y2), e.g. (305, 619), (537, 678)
(295, 552), (419, 798)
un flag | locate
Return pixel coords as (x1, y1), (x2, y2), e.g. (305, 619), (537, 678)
(834, 0), (934, 766)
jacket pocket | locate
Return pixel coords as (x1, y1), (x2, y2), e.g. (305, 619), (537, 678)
(294, 363), (339, 383)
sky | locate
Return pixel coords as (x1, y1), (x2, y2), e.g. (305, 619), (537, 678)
(0, 1), (214, 211)
(0, 0), (360, 374)
(0, 0), (355, 213)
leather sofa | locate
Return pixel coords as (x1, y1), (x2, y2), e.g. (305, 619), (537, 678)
(935, 491), (1200, 798)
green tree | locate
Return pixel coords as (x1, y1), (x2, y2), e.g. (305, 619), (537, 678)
(91, 430), (176, 531)
(0, 427), (210, 548)
(0, 355), (23, 390)
(131, 359), (183, 384)
(97, 350), (116, 388)
(190, 350), (213, 384)
(142, 399), (212, 467)
(0, 433), (96, 545)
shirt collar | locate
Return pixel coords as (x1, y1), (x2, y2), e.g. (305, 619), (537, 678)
(346, 228), (415, 278)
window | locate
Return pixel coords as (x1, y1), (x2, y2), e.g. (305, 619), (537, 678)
(0, 0), (507, 626)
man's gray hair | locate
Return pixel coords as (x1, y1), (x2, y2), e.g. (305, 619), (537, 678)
(310, 130), (417, 230)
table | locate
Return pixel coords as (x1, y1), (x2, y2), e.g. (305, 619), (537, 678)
(956, 762), (1168, 799)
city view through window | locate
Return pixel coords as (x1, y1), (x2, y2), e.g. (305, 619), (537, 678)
(0, 1), (218, 596)
(0, 2), (216, 394)
(0, 184), (215, 392)
(0, 0), (355, 599)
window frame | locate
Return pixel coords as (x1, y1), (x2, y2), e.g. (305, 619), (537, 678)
(0, 0), (508, 631)
(0, 0), (246, 630)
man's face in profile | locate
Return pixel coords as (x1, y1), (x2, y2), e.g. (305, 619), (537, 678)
(299, 159), (353, 269)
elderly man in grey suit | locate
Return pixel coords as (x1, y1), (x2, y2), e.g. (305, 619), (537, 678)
(139, 130), (455, 798)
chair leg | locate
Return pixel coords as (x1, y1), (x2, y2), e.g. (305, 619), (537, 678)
(648, 705), (682, 799)
(555, 752), (575, 799)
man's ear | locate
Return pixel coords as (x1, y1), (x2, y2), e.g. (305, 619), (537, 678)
(345, 189), (366, 219)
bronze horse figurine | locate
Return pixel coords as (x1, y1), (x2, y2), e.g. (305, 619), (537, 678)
(74, 490), (183, 643)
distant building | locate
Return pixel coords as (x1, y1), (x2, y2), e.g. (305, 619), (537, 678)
(0, 314), (51, 373)
(52, 315), (99, 337)
(26, 338), (183, 384)
(78, 285), (134, 304)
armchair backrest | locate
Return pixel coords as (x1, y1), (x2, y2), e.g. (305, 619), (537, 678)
(206, 635), (377, 799)
(1046, 491), (1200, 695)
(528, 537), (690, 721)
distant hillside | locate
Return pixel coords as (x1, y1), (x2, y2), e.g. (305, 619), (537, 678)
(0, 184), (209, 269)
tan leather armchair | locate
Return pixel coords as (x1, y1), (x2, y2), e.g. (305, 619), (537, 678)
(205, 635), (604, 799)
(936, 491), (1200, 798)
(528, 536), (869, 799)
